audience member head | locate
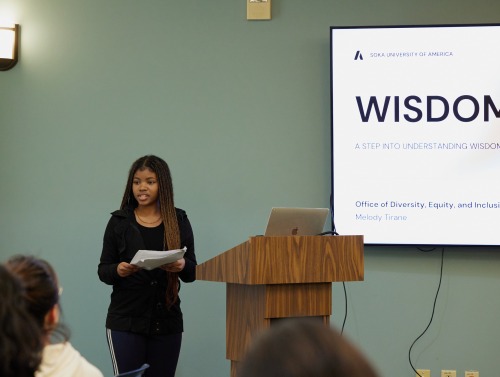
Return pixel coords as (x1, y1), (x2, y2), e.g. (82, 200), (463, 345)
(238, 318), (380, 377)
(3, 255), (69, 344)
(0, 264), (43, 377)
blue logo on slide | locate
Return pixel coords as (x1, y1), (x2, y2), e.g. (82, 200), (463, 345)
(354, 51), (363, 60)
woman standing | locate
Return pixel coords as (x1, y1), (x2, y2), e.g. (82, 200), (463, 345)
(98, 155), (197, 377)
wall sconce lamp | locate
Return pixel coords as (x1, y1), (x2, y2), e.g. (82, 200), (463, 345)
(0, 24), (20, 71)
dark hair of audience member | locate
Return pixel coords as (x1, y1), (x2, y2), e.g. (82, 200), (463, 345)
(4, 255), (70, 343)
(0, 265), (44, 377)
(238, 318), (380, 377)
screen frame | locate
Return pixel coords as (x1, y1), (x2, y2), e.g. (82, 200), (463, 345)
(330, 23), (500, 248)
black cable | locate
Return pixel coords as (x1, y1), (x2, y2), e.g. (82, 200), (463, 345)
(340, 281), (347, 334)
(329, 193), (339, 236)
(408, 247), (445, 377)
(318, 229), (341, 332)
(318, 194), (342, 331)
(317, 230), (339, 236)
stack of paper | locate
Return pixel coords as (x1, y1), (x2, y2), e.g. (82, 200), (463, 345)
(130, 247), (187, 270)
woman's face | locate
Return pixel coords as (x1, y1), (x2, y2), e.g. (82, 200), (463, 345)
(132, 168), (159, 207)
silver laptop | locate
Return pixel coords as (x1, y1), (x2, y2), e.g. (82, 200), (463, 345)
(264, 207), (329, 236)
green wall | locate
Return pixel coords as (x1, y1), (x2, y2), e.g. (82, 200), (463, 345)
(1, 1), (499, 376)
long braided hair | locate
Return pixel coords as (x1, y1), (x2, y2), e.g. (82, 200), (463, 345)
(120, 155), (181, 307)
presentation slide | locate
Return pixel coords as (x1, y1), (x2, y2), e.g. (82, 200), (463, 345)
(331, 24), (500, 246)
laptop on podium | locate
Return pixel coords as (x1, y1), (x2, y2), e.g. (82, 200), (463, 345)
(264, 207), (329, 236)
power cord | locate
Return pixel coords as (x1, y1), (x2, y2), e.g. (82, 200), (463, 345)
(340, 281), (347, 334)
(316, 230), (345, 334)
(328, 194), (344, 331)
(319, 195), (343, 332)
(408, 247), (445, 377)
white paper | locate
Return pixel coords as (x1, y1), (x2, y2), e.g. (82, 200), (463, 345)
(130, 247), (187, 270)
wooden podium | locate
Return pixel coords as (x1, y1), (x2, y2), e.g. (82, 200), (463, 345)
(196, 235), (364, 377)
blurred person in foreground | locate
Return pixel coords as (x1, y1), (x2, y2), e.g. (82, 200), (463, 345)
(4, 255), (103, 377)
(238, 318), (380, 377)
(0, 264), (43, 377)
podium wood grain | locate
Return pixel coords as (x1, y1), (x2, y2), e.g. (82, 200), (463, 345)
(196, 235), (364, 284)
(196, 235), (364, 377)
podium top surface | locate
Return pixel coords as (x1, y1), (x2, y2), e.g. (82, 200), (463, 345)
(196, 235), (364, 285)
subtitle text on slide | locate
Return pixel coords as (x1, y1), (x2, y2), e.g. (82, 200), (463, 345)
(354, 200), (500, 221)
